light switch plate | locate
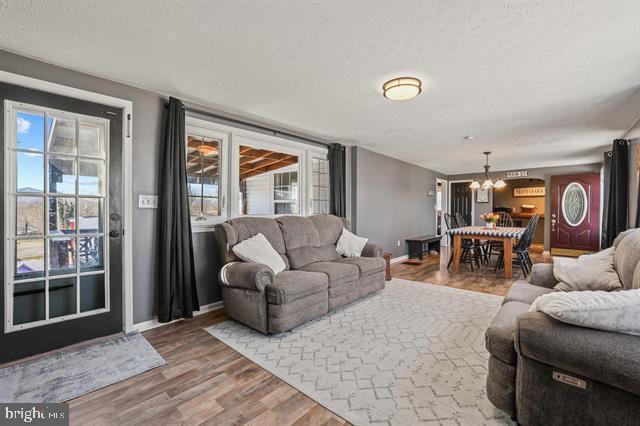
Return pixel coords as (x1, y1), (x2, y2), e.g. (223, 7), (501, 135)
(138, 194), (158, 209)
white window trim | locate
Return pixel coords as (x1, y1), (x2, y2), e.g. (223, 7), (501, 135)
(185, 116), (229, 233)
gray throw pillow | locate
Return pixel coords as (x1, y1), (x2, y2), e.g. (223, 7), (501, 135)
(553, 247), (622, 292)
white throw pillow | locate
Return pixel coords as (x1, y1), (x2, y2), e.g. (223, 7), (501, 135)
(336, 228), (368, 258)
(232, 233), (286, 274)
(553, 247), (622, 292)
(530, 289), (640, 336)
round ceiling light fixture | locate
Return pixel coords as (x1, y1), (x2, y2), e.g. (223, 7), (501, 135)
(383, 77), (422, 101)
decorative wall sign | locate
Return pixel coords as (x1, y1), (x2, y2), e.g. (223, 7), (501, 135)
(513, 186), (545, 197)
(506, 170), (528, 178)
(476, 187), (490, 203)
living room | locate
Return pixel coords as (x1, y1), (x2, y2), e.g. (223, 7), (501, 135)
(0, 2), (639, 425)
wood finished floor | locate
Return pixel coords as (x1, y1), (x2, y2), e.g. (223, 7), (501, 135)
(68, 245), (551, 425)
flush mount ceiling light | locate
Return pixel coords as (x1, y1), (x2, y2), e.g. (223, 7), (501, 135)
(470, 152), (506, 190)
(383, 77), (422, 101)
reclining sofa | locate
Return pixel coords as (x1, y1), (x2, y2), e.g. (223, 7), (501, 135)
(485, 228), (640, 425)
(214, 214), (385, 334)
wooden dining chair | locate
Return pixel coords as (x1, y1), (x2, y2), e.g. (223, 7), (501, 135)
(487, 212), (514, 262)
(494, 214), (539, 277)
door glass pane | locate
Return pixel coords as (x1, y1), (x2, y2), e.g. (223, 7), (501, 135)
(48, 156), (77, 194)
(80, 274), (105, 312)
(49, 277), (77, 318)
(562, 183), (587, 226)
(15, 239), (45, 279)
(13, 281), (45, 325)
(78, 198), (103, 233)
(49, 197), (76, 235)
(78, 159), (105, 195)
(47, 115), (76, 155)
(79, 120), (105, 157)
(16, 152), (44, 193)
(49, 237), (76, 276)
(16, 196), (44, 236)
(239, 145), (299, 216)
(79, 236), (103, 272)
(16, 111), (45, 151)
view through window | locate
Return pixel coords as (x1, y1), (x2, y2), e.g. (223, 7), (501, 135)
(239, 145), (299, 215)
(186, 135), (221, 218)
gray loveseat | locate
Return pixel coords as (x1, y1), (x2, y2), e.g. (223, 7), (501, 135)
(214, 214), (385, 333)
(485, 228), (640, 424)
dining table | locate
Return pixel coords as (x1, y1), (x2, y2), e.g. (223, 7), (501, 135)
(447, 226), (526, 278)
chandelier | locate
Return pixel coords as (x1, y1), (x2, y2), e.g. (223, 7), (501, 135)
(470, 152), (506, 189)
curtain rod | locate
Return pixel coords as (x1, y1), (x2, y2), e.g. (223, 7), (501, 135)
(181, 105), (331, 148)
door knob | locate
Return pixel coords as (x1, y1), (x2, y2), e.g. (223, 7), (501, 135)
(109, 229), (121, 238)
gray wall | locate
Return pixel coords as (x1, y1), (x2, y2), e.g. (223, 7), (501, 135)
(449, 163), (603, 251)
(0, 49), (221, 323)
(351, 147), (446, 258)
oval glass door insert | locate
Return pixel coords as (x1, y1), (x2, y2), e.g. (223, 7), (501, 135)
(562, 182), (588, 226)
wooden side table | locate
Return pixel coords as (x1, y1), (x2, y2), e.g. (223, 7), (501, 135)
(383, 252), (392, 281)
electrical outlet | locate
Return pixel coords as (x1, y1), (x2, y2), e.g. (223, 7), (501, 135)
(138, 194), (158, 209)
(397, 240), (401, 247)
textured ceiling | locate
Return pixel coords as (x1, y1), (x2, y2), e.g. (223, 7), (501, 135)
(0, 1), (639, 174)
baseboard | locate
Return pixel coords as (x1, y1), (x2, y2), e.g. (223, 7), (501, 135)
(133, 301), (224, 332)
(390, 255), (408, 264)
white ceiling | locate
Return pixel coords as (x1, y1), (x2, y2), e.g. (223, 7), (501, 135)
(1, 1), (639, 174)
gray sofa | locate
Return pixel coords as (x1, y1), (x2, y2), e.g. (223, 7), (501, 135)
(214, 214), (385, 334)
(486, 228), (640, 425)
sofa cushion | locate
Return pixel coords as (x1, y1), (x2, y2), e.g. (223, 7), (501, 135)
(613, 228), (640, 289)
(553, 247), (621, 292)
(267, 270), (328, 305)
(226, 217), (287, 253)
(298, 262), (359, 287)
(336, 228), (368, 257)
(485, 301), (531, 365)
(336, 257), (385, 277)
(503, 281), (554, 305)
(277, 216), (342, 268)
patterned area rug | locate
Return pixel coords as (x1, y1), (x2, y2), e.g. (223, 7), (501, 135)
(0, 332), (165, 403)
(206, 278), (513, 425)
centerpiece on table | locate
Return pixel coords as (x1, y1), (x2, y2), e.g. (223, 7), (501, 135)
(480, 213), (500, 229)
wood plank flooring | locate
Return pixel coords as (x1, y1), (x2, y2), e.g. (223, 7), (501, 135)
(68, 245), (551, 425)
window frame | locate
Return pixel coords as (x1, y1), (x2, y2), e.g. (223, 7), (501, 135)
(185, 117), (229, 232)
(310, 155), (330, 215)
(4, 100), (111, 333)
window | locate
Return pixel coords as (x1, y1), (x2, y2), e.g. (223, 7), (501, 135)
(184, 119), (328, 224)
(238, 143), (300, 216)
(185, 117), (228, 230)
(311, 158), (329, 214)
(187, 134), (221, 217)
(5, 102), (109, 331)
(274, 170), (299, 214)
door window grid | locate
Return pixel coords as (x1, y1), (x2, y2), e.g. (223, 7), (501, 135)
(312, 158), (329, 214)
(5, 102), (110, 332)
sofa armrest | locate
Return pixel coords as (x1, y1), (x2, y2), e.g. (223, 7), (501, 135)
(219, 262), (274, 292)
(515, 312), (640, 396)
(528, 263), (558, 288)
(361, 242), (383, 257)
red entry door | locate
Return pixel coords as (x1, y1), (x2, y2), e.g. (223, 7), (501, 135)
(550, 173), (601, 255)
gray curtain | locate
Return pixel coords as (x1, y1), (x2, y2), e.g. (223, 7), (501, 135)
(604, 139), (629, 247)
(157, 97), (199, 322)
(601, 150), (612, 248)
(328, 143), (346, 217)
